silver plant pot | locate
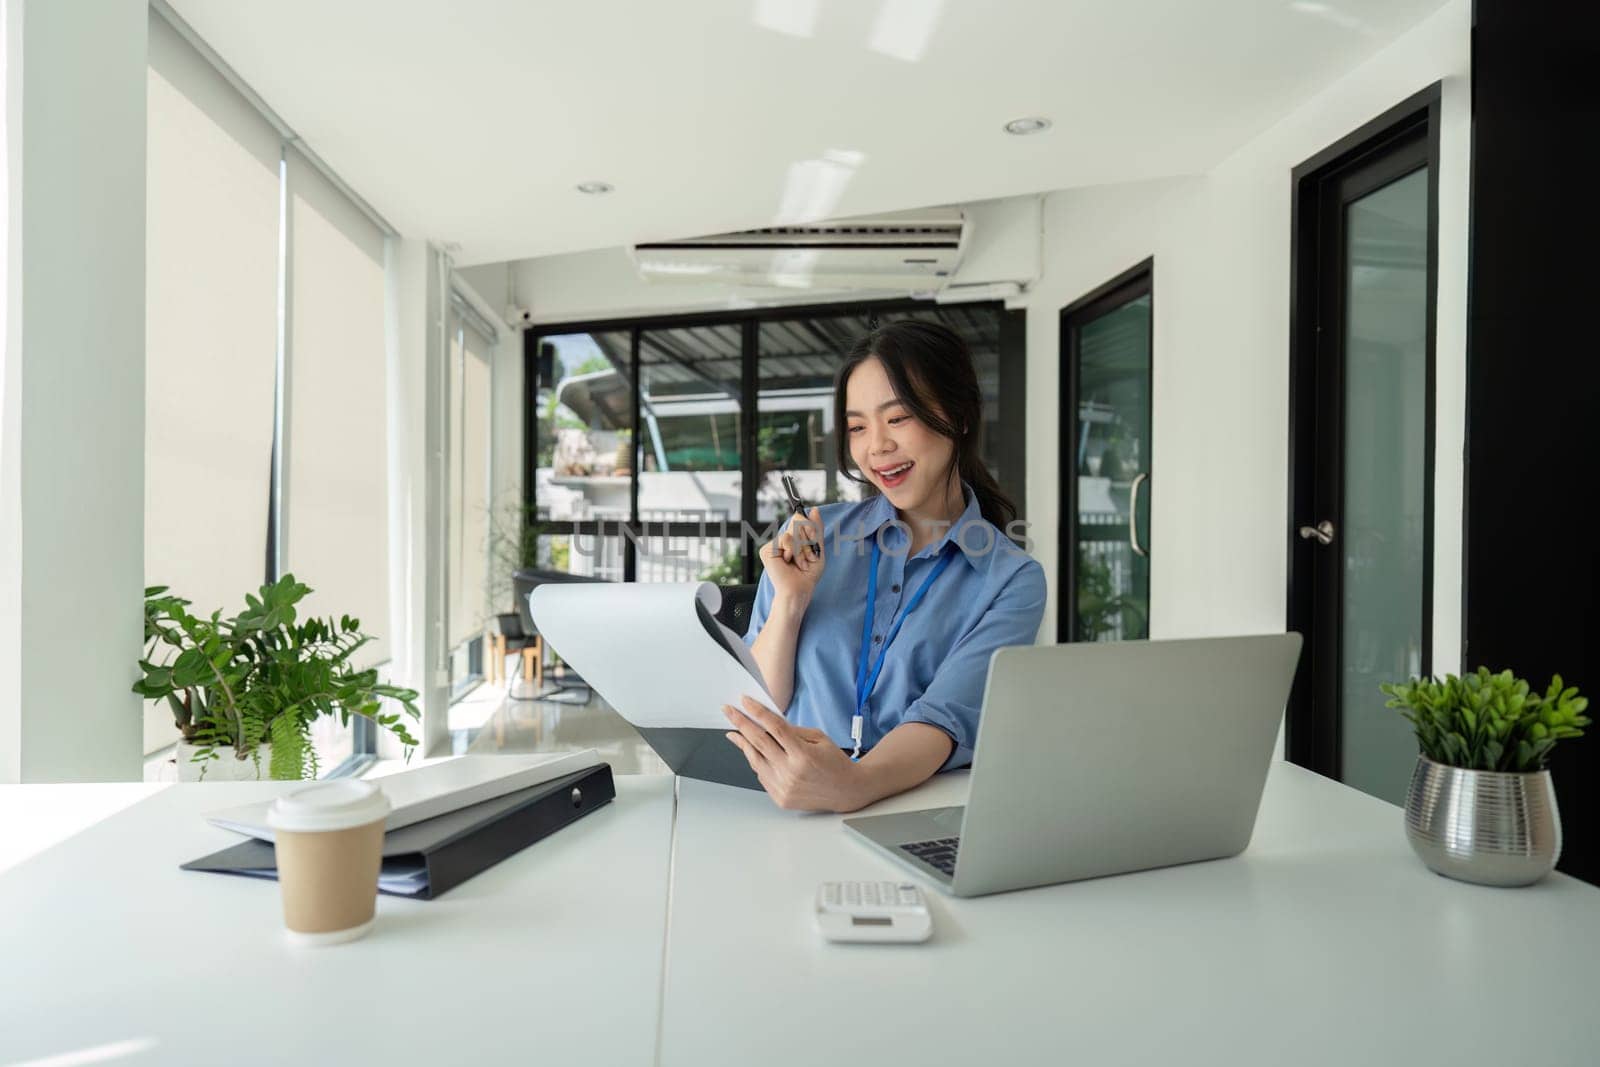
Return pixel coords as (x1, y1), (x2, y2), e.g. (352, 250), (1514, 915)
(1404, 755), (1562, 887)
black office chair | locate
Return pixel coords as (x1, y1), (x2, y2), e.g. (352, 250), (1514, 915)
(713, 584), (759, 638)
(507, 568), (606, 703)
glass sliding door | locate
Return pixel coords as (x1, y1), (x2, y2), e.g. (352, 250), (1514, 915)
(1059, 263), (1153, 643)
(1287, 89), (1438, 806)
(1337, 168), (1431, 802)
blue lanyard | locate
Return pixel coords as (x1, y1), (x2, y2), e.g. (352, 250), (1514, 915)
(851, 538), (955, 760)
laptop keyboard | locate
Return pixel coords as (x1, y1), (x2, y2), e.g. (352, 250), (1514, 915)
(899, 836), (961, 876)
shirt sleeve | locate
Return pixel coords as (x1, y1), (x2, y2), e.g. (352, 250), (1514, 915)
(741, 510), (803, 647)
(896, 558), (1048, 771)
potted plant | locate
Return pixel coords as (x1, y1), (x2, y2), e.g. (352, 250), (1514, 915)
(1382, 668), (1589, 886)
(135, 575), (421, 781)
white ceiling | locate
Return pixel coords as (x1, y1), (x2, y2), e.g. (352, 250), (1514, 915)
(170, 0), (1450, 266)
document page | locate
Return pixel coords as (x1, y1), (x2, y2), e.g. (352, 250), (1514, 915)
(529, 582), (775, 729)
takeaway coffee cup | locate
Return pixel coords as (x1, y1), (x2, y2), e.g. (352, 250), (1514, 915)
(267, 779), (390, 946)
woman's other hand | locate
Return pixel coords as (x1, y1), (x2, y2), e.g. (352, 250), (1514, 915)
(723, 695), (866, 813)
(761, 506), (825, 605)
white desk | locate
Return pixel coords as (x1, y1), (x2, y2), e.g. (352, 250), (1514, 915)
(0, 777), (674, 1066)
(659, 762), (1600, 1067)
(4, 765), (1600, 1067)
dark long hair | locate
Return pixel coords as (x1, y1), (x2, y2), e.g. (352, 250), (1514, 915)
(832, 318), (1018, 529)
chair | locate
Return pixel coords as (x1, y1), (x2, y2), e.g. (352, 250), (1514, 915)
(505, 568), (607, 703)
(485, 612), (534, 688)
(714, 584), (759, 637)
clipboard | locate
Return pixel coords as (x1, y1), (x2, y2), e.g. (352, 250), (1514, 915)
(181, 764), (615, 899)
(634, 727), (761, 791)
(529, 582), (775, 792)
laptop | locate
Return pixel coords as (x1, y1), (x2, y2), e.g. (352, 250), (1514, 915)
(844, 633), (1303, 897)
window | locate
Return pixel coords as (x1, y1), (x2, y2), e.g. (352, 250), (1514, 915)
(144, 12), (280, 755)
(284, 152), (391, 668)
(143, 9), (399, 773)
(446, 311), (495, 695)
(525, 301), (1025, 589)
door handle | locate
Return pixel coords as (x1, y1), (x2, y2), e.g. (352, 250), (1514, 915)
(1129, 473), (1148, 558)
(1298, 519), (1335, 546)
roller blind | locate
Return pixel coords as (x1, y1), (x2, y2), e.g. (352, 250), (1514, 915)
(144, 13), (280, 753)
(447, 313), (493, 650)
(284, 150), (391, 667)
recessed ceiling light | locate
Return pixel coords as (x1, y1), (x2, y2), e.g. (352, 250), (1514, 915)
(1003, 117), (1052, 136)
(576, 181), (614, 195)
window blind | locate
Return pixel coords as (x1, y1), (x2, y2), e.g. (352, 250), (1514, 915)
(447, 315), (494, 651)
(284, 149), (391, 667)
(144, 12), (280, 753)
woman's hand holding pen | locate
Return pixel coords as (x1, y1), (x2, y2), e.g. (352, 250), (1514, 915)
(761, 506), (825, 605)
(723, 695), (867, 813)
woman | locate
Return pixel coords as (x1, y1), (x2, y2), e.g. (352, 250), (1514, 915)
(724, 319), (1047, 812)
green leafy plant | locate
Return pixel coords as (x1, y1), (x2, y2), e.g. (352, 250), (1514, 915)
(488, 498), (577, 607)
(698, 547), (745, 586)
(1074, 548), (1147, 641)
(1381, 668), (1589, 773)
(134, 575), (420, 780)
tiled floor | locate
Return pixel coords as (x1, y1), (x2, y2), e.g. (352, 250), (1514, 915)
(452, 670), (671, 777)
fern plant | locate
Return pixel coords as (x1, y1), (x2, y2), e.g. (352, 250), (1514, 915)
(1381, 668), (1589, 773)
(134, 575), (421, 780)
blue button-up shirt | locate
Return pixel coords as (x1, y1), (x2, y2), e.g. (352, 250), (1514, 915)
(741, 482), (1047, 770)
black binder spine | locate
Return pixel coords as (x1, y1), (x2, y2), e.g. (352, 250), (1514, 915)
(416, 764), (616, 899)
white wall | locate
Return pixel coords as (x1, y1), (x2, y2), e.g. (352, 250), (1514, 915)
(1020, 0), (1470, 665)
(1, 0), (148, 782)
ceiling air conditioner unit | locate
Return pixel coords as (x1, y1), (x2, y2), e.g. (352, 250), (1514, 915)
(630, 208), (967, 292)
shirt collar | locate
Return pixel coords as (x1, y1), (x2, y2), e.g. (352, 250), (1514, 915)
(860, 481), (989, 570)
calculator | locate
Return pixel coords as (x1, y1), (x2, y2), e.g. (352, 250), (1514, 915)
(814, 881), (933, 943)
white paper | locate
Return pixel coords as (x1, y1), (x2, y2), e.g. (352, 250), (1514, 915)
(529, 582), (774, 729)
(205, 750), (602, 843)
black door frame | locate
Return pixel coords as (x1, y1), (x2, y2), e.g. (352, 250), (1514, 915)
(1057, 258), (1154, 644)
(1285, 84), (1441, 776)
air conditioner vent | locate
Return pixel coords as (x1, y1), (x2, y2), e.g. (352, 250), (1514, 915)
(631, 208), (967, 291)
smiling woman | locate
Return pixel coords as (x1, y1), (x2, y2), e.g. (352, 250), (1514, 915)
(733, 320), (1046, 813)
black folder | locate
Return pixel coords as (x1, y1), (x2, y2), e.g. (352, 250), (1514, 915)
(181, 764), (615, 900)
(635, 727), (762, 791)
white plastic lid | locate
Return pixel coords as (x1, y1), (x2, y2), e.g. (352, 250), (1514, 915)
(267, 779), (390, 834)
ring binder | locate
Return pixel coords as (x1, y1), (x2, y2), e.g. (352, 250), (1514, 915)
(182, 765), (616, 900)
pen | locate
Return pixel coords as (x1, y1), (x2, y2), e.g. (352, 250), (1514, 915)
(781, 473), (820, 562)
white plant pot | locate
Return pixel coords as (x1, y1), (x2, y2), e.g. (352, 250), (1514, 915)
(175, 741), (272, 782)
